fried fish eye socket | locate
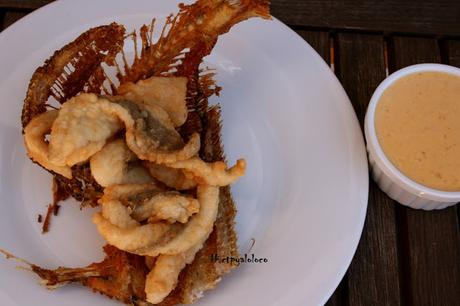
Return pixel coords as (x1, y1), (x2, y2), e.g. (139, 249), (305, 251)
(144, 162), (197, 190)
(48, 93), (124, 167)
(90, 139), (153, 187)
(118, 76), (188, 127)
(134, 184), (219, 257)
(23, 110), (72, 179)
(115, 99), (201, 164)
(167, 157), (246, 186)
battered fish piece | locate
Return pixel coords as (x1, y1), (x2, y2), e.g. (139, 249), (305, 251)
(99, 183), (162, 202)
(101, 187), (199, 226)
(23, 110), (72, 178)
(94, 184), (200, 253)
(134, 185), (219, 257)
(90, 139), (153, 187)
(145, 243), (202, 304)
(94, 184), (219, 258)
(144, 162), (197, 190)
(46, 93), (200, 167)
(168, 157), (246, 186)
(130, 193), (199, 224)
(115, 99), (201, 164)
(93, 213), (175, 251)
(48, 94), (123, 167)
(118, 76), (188, 127)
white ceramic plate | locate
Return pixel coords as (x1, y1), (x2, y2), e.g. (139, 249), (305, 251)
(0, 1), (368, 305)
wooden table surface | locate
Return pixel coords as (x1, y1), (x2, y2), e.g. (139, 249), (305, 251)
(1, 1), (459, 305)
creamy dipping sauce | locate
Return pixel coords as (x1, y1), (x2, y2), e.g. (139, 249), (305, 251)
(375, 71), (460, 191)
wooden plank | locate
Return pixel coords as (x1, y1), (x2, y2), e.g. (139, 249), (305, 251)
(296, 30), (330, 64)
(0, 11), (4, 30)
(388, 36), (460, 306)
(2, 10), (28, 29)
(271, 0), (460, 36)
(2, 0), (460, 36)
(0, 0), (51, 9)
(447, 40), (460, 67)
(390, 37), (441, 68)
(336, 33), (402, 306)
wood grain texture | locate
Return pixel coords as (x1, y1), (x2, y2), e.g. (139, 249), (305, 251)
(0, 0), (51, 9)
(447, 40), (460, 67)
(296, 30), (330, 64)
(2, 10), (27, 29)
(0, 11), (4, 29)
(6, 0), (459, 36)
(336, 33), (402, 306)
(271, 0), (460, 36)
(388, 36), (460, 306)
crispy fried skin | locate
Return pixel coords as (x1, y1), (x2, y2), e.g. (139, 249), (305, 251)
(118, 77), (188, 127)
(31, 245), (149, 304)
(22, 23), (125, 127)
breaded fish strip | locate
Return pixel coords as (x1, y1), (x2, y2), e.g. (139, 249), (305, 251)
(48, 94), (123, 167)
(144, 162), (197, 190)
(144, 185), (219, 303)
(94, 184), (201, 253)
(168, 157), (246, 186)
(23, 110), (72, 178)
(118, 76), (188, 127)
(135, 185), (219, 257)
(90, 139), (153, 187)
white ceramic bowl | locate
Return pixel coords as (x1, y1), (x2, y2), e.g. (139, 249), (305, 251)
(365, 63), (460, 210)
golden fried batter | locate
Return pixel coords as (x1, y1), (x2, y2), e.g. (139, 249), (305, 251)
(23, 110), (72, 178)
(118, 76), (188, 127)
(134, 185), (219, 257)
(48, 94), (123, 166)
(144, 162), (197, 190)
(168, 157), (246, 186)
(90, 139), (153, 187)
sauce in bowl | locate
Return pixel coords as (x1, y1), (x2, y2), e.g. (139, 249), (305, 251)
(375, 71), (460, 191)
